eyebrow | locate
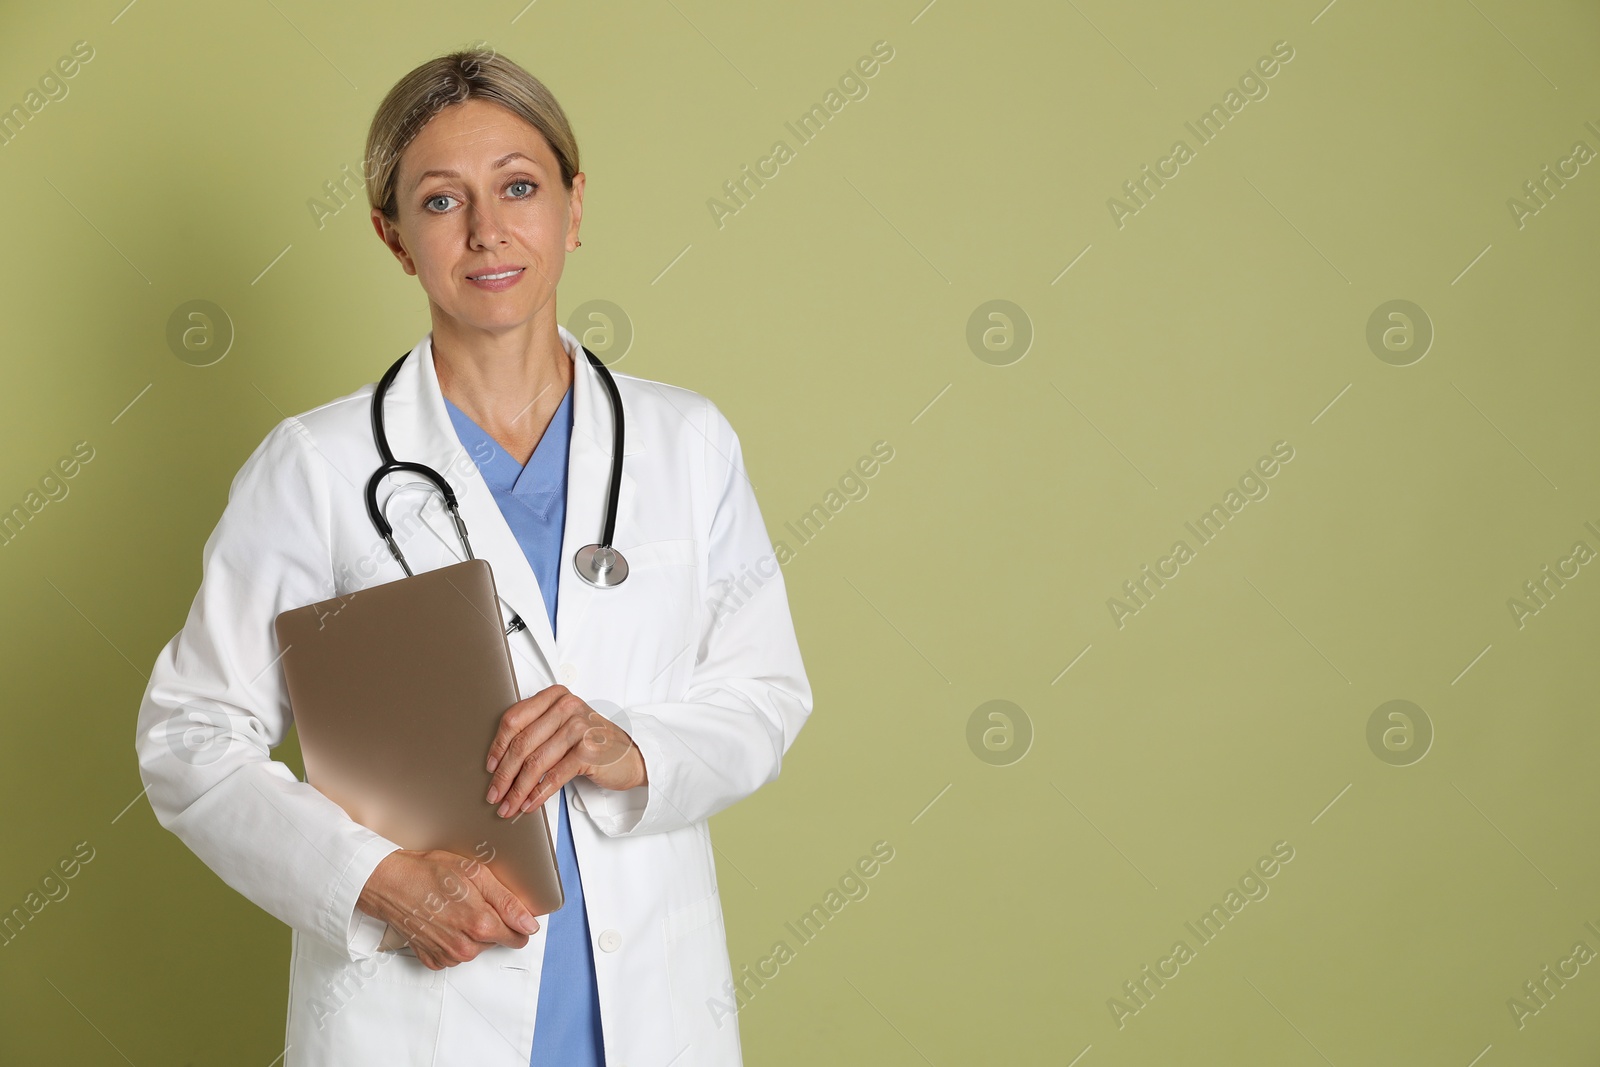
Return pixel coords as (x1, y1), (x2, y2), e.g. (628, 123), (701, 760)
(411, 151), (541, 188)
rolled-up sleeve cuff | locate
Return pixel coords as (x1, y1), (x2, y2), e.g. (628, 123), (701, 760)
(327, 834), (403, 961)
(571, 772), (651, 836)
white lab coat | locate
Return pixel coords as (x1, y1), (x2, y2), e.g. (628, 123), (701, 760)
(134, 326), (812, 1066)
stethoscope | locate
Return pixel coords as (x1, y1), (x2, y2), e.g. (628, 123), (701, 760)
(363, 343), (630, 634)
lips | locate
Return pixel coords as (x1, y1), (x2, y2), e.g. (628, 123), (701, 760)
(467, 267), (524, 281)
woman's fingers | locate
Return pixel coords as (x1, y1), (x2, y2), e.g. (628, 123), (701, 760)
(365, 850), (537, 967)
(521, 747), (589, 813)
(485, 692), (568, 805)
(498, 713), (588, 816)
(485, 685), (569, 776)
(468, 863), (540, 936)
(484, 688), (644, 818)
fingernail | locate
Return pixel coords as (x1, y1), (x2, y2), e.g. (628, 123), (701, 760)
(519, 914), (537, 933)
(497, 801), (510, 817)
(521, 799), (533, 813)
(487, 786), (500, 804)
(486, 755), (499, 773)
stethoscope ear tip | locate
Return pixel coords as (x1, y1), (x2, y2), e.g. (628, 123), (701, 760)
(574, 543), (628, 587)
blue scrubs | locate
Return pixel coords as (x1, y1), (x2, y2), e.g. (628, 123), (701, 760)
(443, 387), (606, 1067)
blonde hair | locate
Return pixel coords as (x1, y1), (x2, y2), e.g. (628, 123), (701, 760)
(364, 45), (580, 221)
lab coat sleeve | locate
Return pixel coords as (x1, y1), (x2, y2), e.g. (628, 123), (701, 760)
(135, 417), (401, 962)
(573, 396), (813, 837)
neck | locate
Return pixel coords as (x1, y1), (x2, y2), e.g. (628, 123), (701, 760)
(431, 312), (573, 466)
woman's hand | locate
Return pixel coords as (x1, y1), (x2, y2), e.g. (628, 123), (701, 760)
(484, 684), (648, 818)
(356, 849), (539, 970)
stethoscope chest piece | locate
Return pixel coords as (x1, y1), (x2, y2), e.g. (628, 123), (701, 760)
(574, 543), (629, 587)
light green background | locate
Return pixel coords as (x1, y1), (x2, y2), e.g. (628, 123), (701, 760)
(2, 0), (1598, 1063)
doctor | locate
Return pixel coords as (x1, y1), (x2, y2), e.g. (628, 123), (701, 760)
(134, 48), (812, 1067)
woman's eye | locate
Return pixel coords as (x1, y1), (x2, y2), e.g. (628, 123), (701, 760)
(508, 180), (535, 197)
(425, 195), (456, 212)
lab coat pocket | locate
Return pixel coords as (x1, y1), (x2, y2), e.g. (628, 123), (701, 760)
(665, 889), (721, 941)
(663, 891), (737, 1057)
(286, 928), (445, 1066)
(611, 538), (699, 695)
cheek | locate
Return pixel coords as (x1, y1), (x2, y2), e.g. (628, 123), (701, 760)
(516, 225), (567, 275)
(405, 228), (456, 285)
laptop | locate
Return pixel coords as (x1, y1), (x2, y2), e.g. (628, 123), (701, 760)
(274, 558), (565, 949)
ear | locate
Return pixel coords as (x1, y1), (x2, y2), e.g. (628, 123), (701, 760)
(566, 172), (585, 252)
(371, 208), (417, 276)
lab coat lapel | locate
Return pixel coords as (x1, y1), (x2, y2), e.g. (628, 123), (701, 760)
(553, 325), (639, 653)
(380, 327), (643, 679)
(381, 333), (560, 681)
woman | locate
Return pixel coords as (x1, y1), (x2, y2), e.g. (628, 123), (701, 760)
(135, 48), (812, 1067)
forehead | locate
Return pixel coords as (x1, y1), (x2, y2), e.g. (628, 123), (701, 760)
(401, 99), (554, 183)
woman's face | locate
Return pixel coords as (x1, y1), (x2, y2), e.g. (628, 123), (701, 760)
(372, 97), (583, 335)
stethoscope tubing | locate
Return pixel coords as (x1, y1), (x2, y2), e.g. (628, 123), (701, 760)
(362, 343), (627, 592)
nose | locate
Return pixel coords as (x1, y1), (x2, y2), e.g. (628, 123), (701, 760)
(468, 195), (506, 247)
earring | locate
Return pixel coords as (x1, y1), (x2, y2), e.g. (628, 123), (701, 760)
(574, 240), (582, 248)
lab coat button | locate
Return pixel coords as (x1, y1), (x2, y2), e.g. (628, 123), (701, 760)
(598, 929), (622, 952)
(559, 662), (578, 684)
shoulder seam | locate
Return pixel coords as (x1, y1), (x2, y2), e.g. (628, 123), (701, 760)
(292, 388), (372, 422)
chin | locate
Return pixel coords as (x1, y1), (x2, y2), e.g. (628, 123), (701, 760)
(473, 310), (536, 332)
(453, 294), (531, 316)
